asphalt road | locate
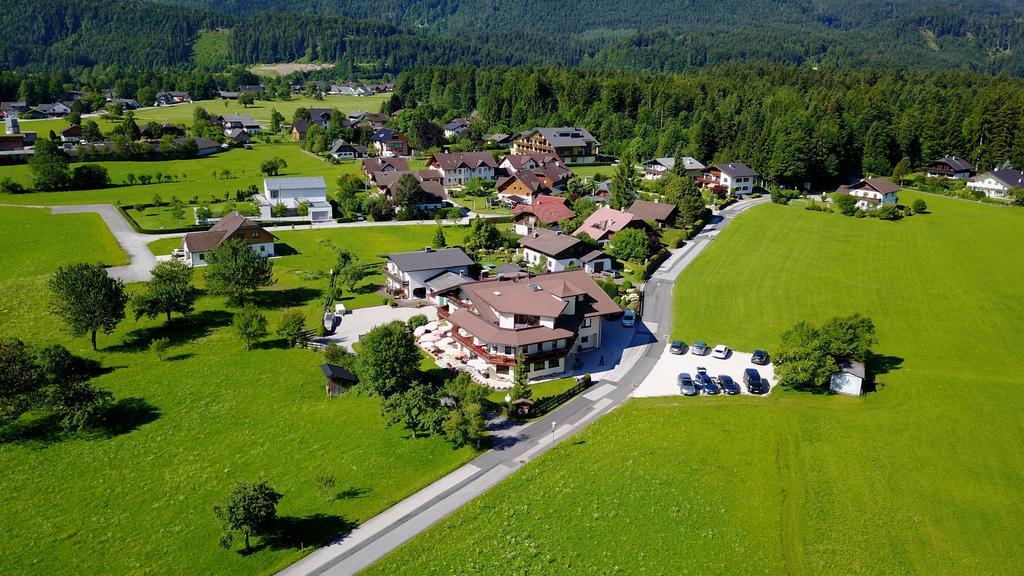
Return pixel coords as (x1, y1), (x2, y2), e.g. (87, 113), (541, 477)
(275, 196), (771, 576)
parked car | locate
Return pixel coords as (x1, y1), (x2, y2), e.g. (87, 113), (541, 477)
(170, 248), (185, 257)
(696, 366), (708, 375)
(677, 373), (699, 396)
(751, 350), (770, 365)
(717, 375), (741, 395)
(744, 368), (767, 394)
(712, 344), (731, 359)
(697, 372), (720, 395)
(622, 309), (636, 327)
(670, 340), (686, 355)
(692, 340), (708, 355)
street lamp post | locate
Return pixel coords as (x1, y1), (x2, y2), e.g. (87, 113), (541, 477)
(551, 421), (556, 448)
(505, 393), (512, 416)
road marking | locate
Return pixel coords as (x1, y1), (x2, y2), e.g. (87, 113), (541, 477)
(583, 383), (615, 400)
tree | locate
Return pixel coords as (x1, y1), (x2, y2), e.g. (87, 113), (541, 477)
(170, 196), (186, 220)
(28, 139), (71, 190)
(71, 164), (110, 189)
(269, 109), (285, 133)
(260, 157), (287, 177)
(465, 216), (503, 251)
(876, 204), (902, 220)
(912, 198), (928, 214)
(131, 259), (199, 323)
(335, 249), (368, 291)
(82, 120), (103, 142)
(510, 354), (532, 401)
(818, 313), (877, 361)
(441, 372), (488, 447)
(833, 193), (858, 216)
(49, 263), (128, 350)
(611, 153), (639, 209)
(392, 173), (425, 211)
(277, 310), (307, 347)
(45, 378), (112, 432)
(357, 320), (421, 397)
(610, 227), (651, 261)
(0, 338), (43, 424)
(238, 92), (255, 108)
(774, 321), (836, 391)
(432, 221), (447, 248)
(213, 480), (282, 552)
(381, 381), (441, 439)
(892, 158), (911, 184)
(233, 306), (268, 350)
(204, 238), (275, 305)
(672, 176), (709, 229)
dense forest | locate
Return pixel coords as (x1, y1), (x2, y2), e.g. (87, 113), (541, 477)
(5, 0), (1024, 75)
(392, 65), (1024, 187)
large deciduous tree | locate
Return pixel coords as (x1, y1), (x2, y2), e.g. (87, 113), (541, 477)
(204, 238), (275, 305)
(213, 480), (282, 552)
(233, 306), (268, 350)
(49, 263), (128, 350)
(610, 227), (652, 262)
(132, 259), (199, 323)
(357, 320), (421, 397)
(28, 139), (71, 190)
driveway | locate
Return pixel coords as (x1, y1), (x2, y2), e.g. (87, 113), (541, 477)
(634, 346), (776, 397)
(49, 204), (160, 283)
(316, 305), (437, 351)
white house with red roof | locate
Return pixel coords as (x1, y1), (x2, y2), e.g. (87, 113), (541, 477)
(427, 152), (498, 186)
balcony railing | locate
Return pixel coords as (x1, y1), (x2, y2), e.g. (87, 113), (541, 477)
(381, 268), (408, 286)
(450, 329), (575, 368)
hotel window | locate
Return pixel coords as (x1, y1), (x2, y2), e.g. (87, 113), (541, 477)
(548, 359), (559, 369)
(505, 346), (513, 355)
(533, 362), (545, 371)
(583, 318), (592, 328)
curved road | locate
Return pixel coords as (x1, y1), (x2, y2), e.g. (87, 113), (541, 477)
(276, 196), (771, 576)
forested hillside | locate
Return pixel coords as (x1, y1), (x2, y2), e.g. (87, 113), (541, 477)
(392, 65), (1024, 185)
(4, 0), (1024, 75)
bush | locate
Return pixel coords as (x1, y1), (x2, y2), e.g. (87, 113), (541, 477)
(277, 309), (308, 347)
(133, 203), (147, 212)
(0, 177), (28, 194)
(876, 204), (902, 220)
(407, 314), (429, 330)
(912, 198), (928, 214)
(149, 337), (170, 360)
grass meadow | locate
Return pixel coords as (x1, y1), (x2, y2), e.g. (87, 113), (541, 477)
(0, 206), (477, 575)
(361, 191), (1024, 575)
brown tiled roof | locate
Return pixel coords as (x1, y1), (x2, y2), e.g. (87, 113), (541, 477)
(501, 153), (562, 172)
(429, 152), (497, 171)
(573, 206), (641, 241)
(448, 309), (575, 346)
(183, 212), (272, 253)
(838, 177), (899, 196)
(512, 196), (575, 225)
(519, 229), (581, 258)
(363, 157), (409, 175)
(627, 199), (678, 223)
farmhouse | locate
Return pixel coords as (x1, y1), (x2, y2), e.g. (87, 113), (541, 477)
(383, 247), (475, 299)
(154, 91), (191, 106)
(520, 229), (612, 274)
(329, 139), (368, 160)
(700, 163), (760, 196)
(428, 152), (498, 186)
(512, 127), (601, 164)
(435, 269), (620, 381)
(370, 128), (410, 157)
(443, 118), (471, 139)
(255, 176), (332, 222)
(927, 156), (973, 179)
(642, 157), (705, 180)
(573, 206), (657, 247)
(836, 177), (899, 210)
(626, 199), (678, 228)
(182, 212), (275, 267)
(218, 114), (263, 136)
(512, 195), (576, 236)
(59, 124), (82, 144)
(966, 169), (1024, 199)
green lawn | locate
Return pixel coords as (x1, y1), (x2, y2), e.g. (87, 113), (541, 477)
(0, 207), (477, 575)
(451, 195), (512, 215)
(0, 143), (364, 206)
(3, 94), (390, 136)
(362, 191), (1024, 575)
(568, 163), (612, 180)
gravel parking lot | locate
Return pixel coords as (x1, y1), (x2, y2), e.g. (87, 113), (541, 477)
(633, 343), (776, 397)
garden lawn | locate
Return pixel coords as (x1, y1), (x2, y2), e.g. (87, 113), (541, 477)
(0, 207), (477, 576)
(0, 143), (364, 205)
(362, 191), (1024, 575)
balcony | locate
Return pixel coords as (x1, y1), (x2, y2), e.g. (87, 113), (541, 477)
(381, 267), (408, 286)
(449, 329), (574, 368)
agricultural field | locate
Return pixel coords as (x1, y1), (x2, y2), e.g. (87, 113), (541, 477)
(0, 207), (477, 575)
(362, 191), (1024, 575)
(2, 93), (391, 137)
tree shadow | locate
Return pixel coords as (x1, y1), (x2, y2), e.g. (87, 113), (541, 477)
(865, 353), (904, 394)
(0, 397), (160, 446)
(249, 287), (321, 309)
(274, 243), (298, 256)
(165, 353), (195, 362)
(334, 486), (370, 500)
(253, 337), (290, 350)
(108, 310), (233, 353)
(96, 397), (161, 437)
(244, 514), (357, 554)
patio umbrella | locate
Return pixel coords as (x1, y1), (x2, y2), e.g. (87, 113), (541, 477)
(436, 337), (454, 346)
(413, 326), (430, 337)
(419, 333), (442, 343)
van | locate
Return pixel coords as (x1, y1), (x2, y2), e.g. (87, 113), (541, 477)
(744, 368), (766, 394)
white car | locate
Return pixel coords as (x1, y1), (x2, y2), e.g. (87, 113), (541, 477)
(171, 248), (185, 258)
(621, 310), (636, 327)
(711, 344), (731, 359)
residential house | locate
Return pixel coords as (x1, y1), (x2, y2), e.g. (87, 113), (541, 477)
(482, 133), (514, 148)
(500, 152), (564, 174)
(32, 102), (71, 118)
(927, 156), (973, 179)
(497, 170), (558, 205)
(383, 247), (475, 299)
(191, 137), (223, 157)
(255, 176), (333, 222)
(512, 127), (600, 164)
(642, 157), (705, 180)
(59, 124), (82, 144)
(373, 170), (448, 211)
(225, 129), (250, 145)
(435, 269), (621, 381)
(239, 84), (265, 96)
(369, 128), (410, 157)
(0, 134), (24, 151)
(218, 91), (240, 100)
(330, 83), (374, 97)
(700, 163), (760, 196)
(428, 152), (498, 186)
(626, 199), (678, 228)
(154, 91), (191, 106)
(109, 98), (141, 110)
(291, 120), (310, 141)
(573, 206), (657, 247)
(967, 169), (1024, 199)
(362, 156), (410, 181)
(219, 114), (263, 136)
(443, 118), (471, 139)
(520, 229), (612, 274)
(513, 196), (576, 235)
(1, 101), (28, 117)
(836, 177), (899, 210)
(309, 108), (334, 127)
(182, 212), (275, 267)
(329, 139), (368, 160)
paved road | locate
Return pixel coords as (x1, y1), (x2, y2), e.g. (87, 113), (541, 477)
(275, 196), (771, 576)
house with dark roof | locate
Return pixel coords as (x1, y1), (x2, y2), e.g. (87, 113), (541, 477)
(434, 269), (621, 381)
(519, 229), (611, 274)
(512, 127), (601, 164)
(428, 152), (498, 186)
(219, 114), (263, 136)
(362, 157), (411, 183)
(573, 206), (658, 247)
(370, 128), (410, 157)
(482, 133), (514, 148)
(59, 124), (82, 144)
(383, 247), (475, 299)
(496, 170), (556, 205)
(927, 156), (973, 179)
(642, 157), (705, 180)
(443, 118), (471, 139)
(836, 177), (899, 210)
(513, 196), (576, 235)
(181, 212), (275, 267)
(30, 102), (71, 118)
(329, 139), (367, 160)
(321, 364), (358, 397)
(154, 91), (191, 106)
(967, 169), (1024, 199)
(627, 199), (678, 228)
(700, 163), (760, 196)
(290, 120), (310, 141)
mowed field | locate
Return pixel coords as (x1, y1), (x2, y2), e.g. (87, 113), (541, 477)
(1, 93), (390, 137)
(0, 206), (477, 575)
(362, 191), (1024, 575)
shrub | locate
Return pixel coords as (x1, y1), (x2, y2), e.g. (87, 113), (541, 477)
(407, 314), (429, 330)
(314, 471), (336, 501)
(134, 203), (147, 212)
(276, 309), (308, 347)
(876, 204), (902, 220)
(912, 198), (928, 214)
(0, 177), (28, 194)
(149, 337), (170, 360)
